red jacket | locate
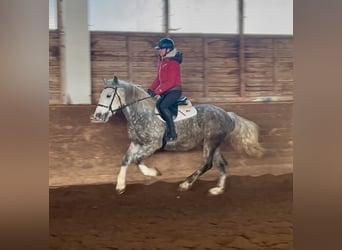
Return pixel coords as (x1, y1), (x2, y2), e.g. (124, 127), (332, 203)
(149, 51), (182, 95)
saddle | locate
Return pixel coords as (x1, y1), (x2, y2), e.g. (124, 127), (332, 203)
(155, 96), (197, 122)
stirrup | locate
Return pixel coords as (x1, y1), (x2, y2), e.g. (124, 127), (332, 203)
(167, 133), (177, 141)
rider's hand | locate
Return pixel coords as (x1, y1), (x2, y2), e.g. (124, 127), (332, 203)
(147, 89), (156, 97)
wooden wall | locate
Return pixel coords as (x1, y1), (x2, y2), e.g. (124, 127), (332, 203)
(49, 31), (293, 104)
(49, 31), (61, 104)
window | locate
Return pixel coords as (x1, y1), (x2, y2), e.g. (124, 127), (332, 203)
(170, 0), (238, 34)
(88, 0), (164, 32)
(49, 0), (57, 30)
(52, 0), (293, 34)
(244, 0), (293, 35)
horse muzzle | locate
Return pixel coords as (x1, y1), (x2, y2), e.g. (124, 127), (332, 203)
(90, 112), (110, 123)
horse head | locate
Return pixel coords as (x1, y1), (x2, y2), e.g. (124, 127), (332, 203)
(91, 76), (125, 123)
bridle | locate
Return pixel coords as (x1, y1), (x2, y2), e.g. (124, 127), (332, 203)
(96, 86), (152, 115)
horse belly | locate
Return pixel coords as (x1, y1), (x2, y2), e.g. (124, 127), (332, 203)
(164, 120), (202, 151)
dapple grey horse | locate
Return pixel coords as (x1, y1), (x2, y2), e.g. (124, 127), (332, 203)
(91, 76), (265, 195)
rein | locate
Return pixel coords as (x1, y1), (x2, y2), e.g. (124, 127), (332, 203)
(97, 86), (152, 114)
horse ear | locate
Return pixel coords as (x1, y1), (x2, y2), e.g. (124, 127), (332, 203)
(113, 76), (118, 84)
(103, 78), (107, 85)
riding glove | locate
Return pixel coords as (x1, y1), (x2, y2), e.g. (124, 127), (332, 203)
(147, 89), (156, 97)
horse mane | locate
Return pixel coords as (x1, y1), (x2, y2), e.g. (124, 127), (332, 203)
(116, 78), (152, 105)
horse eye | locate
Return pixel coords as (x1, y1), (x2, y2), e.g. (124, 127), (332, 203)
(106, 94), (112, 98)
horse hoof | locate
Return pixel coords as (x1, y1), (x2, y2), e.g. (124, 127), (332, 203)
(208, 187), (224, 196)
(155, 168), (162, 176)
(116, 188), (125, 195)
(178, 181), (190, 191)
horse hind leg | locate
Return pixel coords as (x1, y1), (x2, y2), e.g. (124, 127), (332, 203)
(179, 163), (213, 192)
(208, 149), (228, 196)
(179, 141), (218, 192)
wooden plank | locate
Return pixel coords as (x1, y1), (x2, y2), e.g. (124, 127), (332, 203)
(182, 83), (204, 92)
(207, 57), (239, 68)
(206, 80), (239, 86)
(182, 91), (203, 99)
(203, 38), (208, 97)
(127, 36), (132, 81)
(207, 86), (240, 92)
(238, 0), (245, 97)
(49, 30), (61, 105)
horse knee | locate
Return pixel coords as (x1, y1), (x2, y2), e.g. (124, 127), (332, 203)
(121, 154), (131, 166)
(134, 157), (142, 165)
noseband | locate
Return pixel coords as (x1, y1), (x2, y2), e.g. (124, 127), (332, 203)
(96, 86), (152, 115)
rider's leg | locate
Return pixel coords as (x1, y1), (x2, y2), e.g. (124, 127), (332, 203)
(161, 108), (177, 140)
(158, 90), (181, 141)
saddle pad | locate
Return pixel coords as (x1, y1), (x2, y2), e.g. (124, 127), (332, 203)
(155, 100), (197, 122)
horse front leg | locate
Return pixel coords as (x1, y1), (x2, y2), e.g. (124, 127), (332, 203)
(134, 144), (162, 177)
(136, 160), (162, 176)
(116, 142), (161, 194)
(116, 151), (133, 195)
(116, 142), (139, 194)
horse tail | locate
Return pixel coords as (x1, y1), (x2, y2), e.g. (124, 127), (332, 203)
(227, 112), (265, 158)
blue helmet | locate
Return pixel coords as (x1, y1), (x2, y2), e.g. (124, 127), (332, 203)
(154, 37), (175, 50)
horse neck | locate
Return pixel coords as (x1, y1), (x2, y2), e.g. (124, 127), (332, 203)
(121, 85), (157, 124)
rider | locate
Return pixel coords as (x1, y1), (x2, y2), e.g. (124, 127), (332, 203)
(147, 37), (183, 141)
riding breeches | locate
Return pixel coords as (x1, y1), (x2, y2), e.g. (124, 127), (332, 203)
(156, 90), (181, 135)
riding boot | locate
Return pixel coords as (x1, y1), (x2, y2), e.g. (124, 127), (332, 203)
(169, 104), (178, 119)
(163, 109), (177, 141)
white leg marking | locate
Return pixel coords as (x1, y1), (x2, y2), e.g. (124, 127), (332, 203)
(179, 181), (191, 191)
(179, 170), (201, 191)
(208, 187), (224, 195)
(208, 174), (226, 196)
(138, 164), (160, 176)
(116, 166), (127, 194)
